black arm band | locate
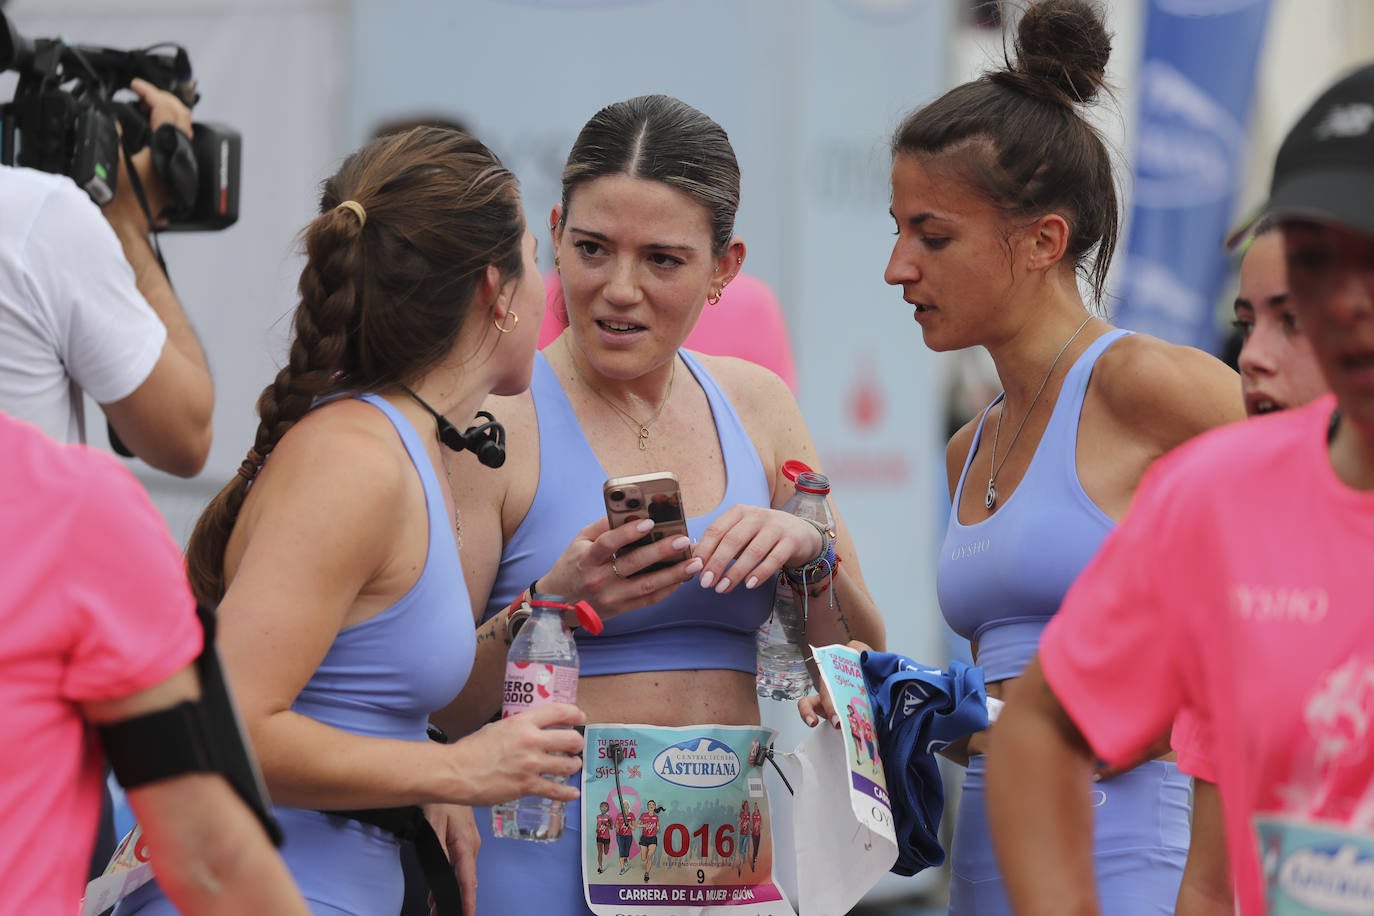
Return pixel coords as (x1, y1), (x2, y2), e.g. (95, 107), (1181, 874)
(96, 605), (284, 845)
(99, 700), (214, 788)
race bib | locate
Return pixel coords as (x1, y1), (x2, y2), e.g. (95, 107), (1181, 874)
(581, 724), (795, 916)
(81, 825), (154, 916)
(1256, 814), (1374, 913)
(813, 645), (894, 836)
(784, 645), (897, 914)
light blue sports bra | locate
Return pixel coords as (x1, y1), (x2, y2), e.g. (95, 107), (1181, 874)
(290, 393), (476, 740)
(482, 350), (774, 676)
(936, 329), (1131, 682)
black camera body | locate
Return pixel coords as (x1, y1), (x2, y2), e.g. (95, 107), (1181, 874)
(0, 12), (240, 231)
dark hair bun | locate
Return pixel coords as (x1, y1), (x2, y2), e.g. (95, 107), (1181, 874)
(997, 0), (1112, 107)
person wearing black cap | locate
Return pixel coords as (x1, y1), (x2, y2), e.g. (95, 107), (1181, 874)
(984, 61), (1374, 916)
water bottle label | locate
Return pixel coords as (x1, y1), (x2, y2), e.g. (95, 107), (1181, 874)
(501, 662), (577, 717)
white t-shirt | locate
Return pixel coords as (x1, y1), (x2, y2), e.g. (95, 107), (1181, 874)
(0, 166), (166, 443)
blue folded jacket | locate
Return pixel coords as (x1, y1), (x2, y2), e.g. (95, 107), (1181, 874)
(859, 651), (990, 876)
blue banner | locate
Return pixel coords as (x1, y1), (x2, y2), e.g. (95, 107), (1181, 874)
(1114, 0), (1272, 350)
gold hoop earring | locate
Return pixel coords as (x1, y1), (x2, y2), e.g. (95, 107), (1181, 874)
(554, 256), (560, 271)
(707, 289), (722, 306)
(494, 311), (519, 334)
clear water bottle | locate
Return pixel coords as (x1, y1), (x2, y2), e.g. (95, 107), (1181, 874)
(756, 468), (835, 701)
(492, 593), (599, 842)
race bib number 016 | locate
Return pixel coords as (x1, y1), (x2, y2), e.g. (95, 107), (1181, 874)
(581, 724), (795, 916)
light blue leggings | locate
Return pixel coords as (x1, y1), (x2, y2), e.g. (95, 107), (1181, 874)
(115, 808), (403, 916)
(474, 793), (592, 916)
(948, 757), (1190, 916)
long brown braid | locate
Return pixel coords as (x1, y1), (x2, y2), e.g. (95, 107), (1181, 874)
(185, 127), (525, 606)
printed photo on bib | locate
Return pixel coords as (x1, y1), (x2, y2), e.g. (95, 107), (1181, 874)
(813, 644), (894, 838)
(1256, 814), (1374, 914)
(581, 724), (795, 916)
(82, 825), (154, 916)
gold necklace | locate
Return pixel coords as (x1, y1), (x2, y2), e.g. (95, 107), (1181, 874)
(985, 315), (1093, 510)
(439, 450), (463, 548)
(572, 357), (677, 450)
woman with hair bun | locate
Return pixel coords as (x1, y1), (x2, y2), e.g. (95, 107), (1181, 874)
(882, 1), (1242, 912)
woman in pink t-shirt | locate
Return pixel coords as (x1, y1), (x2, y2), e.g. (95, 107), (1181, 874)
(1174, 217), (1331, 912)
(749, 802), (763, 871)
(985, 61), (1374, 916)
(638, 800), (663, 880)
(737, 800), (753, 875)
(594, 801), (613, 874)
(615, 802), (635, 876)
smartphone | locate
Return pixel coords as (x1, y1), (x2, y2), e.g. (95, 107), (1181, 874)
(603, 471), (692, 575)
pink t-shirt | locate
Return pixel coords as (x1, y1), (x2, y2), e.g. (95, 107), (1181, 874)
(1040, 395), (1374, 916)
(1172, 706), (1217, 782)
(0, 413), (201, 912)
(537, 271), (798, 393)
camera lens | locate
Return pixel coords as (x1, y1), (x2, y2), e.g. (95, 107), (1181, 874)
(626, 498), (642, 510)
(610, 489), (624, 501)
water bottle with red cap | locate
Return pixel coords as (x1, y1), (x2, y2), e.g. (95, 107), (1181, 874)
(756, 460), (834, 701)
(492, 593), (602, 842)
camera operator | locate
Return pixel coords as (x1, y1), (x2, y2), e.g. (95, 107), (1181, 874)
(0, 77), (212, 476)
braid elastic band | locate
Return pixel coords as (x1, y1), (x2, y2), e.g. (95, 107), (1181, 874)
(334, 199), (367, 229)
(235, 448), (264, 483)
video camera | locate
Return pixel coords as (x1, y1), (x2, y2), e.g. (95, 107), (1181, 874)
(0, 11), (240, 231)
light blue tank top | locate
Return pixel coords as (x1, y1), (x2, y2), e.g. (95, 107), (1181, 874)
(482, 350), (774, 676)
(937, 329), (1130, 682)
(118, 393), (479, 916)
(290, 393), (476, 739)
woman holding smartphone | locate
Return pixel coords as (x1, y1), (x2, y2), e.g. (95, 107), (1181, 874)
(431, 94), (885, 914)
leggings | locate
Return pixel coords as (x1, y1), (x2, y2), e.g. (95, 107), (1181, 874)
(948, 757), (1190, 916)
(475, 794), (592, 916)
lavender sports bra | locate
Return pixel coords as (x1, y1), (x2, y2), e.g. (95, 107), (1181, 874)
(936, 329), (1130, 682)
(481, 350), (774, 676)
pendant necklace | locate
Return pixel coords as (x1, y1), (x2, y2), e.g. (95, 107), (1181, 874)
(572, 357), (677, 451)
(985, 315), (1093, 510)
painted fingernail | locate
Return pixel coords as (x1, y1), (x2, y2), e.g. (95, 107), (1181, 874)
(685, 558), (703, 575)
(805, 716), (817, 727)
(700, 571), (715, 588)
(745, 576), (759, 589)
(671, 536), (690, 550)
(714, 578), (731, 593)
(636, 519), (654, 532)
(831, 716), (841, 728)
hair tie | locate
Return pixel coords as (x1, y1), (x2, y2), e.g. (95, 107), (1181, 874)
(236, 448), (265, 483)
(334, 199), (367, 229)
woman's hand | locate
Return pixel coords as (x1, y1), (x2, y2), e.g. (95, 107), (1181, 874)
(798, 692), (841, 729)
(693, 506), (822, 595)
(447, 703), (587, 806)
(537, 517), (703, 622)
(935, 728), (991, 768)
(422, 803), (479, 916)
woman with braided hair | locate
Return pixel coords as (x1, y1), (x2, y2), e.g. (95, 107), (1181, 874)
(118, 127), (585, 916)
